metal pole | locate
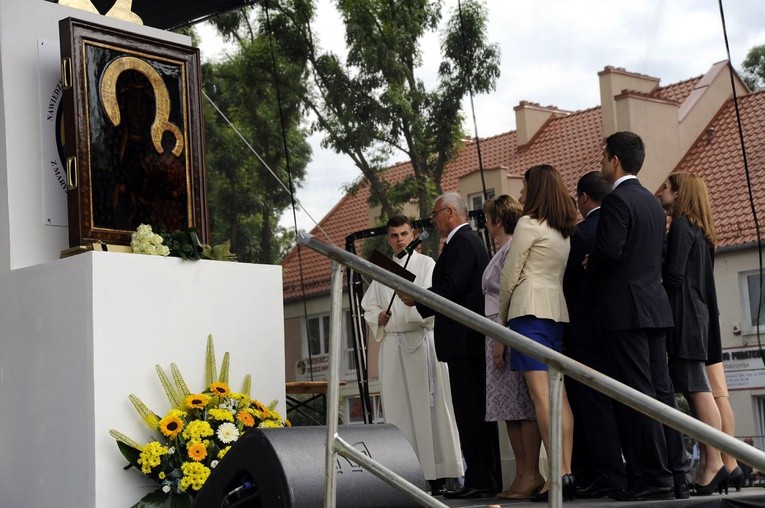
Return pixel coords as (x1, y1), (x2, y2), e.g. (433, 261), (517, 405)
(323, 262), (344, 508)
(548, 367), (563, 508)
(298, 232), (765, 472)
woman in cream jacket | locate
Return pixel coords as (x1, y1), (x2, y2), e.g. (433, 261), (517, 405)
(499, 164), (577, 501)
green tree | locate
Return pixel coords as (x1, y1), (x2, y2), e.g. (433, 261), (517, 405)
(203, 7), (311, 263)
(266, 0), (500, 221)
(741, 44), (765, 91)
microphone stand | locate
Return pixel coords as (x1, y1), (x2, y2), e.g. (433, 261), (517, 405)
(385, 248), (415, 314)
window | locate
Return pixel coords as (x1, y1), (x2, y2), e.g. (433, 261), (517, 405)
(303, 311), (358, 379)
(344, 393), (384, 424)
(739, 269), (765, 334)
(756, 396), (765, 451)
(306, 315), (330, 356)
(468, 189), (495, 230)
(469, 189), (495, 211)
(345, 310), (359, 373)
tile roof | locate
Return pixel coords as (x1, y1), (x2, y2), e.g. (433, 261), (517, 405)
(672, 90), (765, 248)
(282, 73), (759, 300)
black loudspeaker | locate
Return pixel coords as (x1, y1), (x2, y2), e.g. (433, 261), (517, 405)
(191, 424), (427, 507)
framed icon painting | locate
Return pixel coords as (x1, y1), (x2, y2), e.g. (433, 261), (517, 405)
(59, 17), (208, 247)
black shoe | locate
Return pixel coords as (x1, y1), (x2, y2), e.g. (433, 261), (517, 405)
(530, 475), (576, 502)
(609, 485), (674, 502)
(728, 466), (744, 492)
(692, 466), (730, 496)
(563, 474), (577, 501)
(674, 481), (690, 500)
(442, 486), (494, 499)
(429, 486), (448, 496)
(577, 483), (621, 499)
(428, 479), (447, 496)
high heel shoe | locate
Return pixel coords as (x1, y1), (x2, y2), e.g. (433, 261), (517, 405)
(692, 465), (730, 496)
(727, 466), (744, 493)
(498, 476), (545, 499)
(563, 474), (577, 501)
(530, 475), (576, 502)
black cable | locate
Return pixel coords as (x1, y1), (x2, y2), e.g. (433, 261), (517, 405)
(263, 0), (316, 380)
(718, 0), (764, 367)
(456, 0), (493, 255)
(345, 238), (373, 424)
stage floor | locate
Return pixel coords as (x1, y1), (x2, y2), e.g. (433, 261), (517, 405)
(438, 486), (765, 507)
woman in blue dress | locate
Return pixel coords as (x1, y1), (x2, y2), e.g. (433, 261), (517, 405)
(499, 164), (577, 501)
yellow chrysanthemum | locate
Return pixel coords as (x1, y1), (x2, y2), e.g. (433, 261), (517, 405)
(179, 461), (210, 492)
(208, 408), (234, 422)
(218, 446), (231, 459)
(184, 393), (210, 409)
(210, 382), (230, 396)
(259, 419), (282, 428)
(182, 420), (214, 441)
(137, 441), (167, 474)
(158, 414), (184, 438)
(236, 411), (255, 427)
(187, 441), (208, 462)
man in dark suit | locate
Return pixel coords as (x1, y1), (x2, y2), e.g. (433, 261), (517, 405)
(563, 171), (627, 498)
(590, 132), (688, 501)
(401, 191), (501, 499)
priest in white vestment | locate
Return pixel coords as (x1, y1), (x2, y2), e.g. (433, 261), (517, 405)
(361, 215), (463, 493)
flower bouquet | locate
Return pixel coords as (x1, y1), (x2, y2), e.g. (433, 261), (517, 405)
(110, 335), (288, 507)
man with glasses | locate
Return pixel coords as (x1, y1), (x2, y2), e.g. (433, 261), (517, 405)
(401, 192), (501, 499)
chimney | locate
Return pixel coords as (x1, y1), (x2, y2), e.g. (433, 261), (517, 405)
(514, 101), (569, 147)
(599, 66), (660, 135)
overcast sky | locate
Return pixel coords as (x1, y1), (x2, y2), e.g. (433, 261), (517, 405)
(197, 0), (765, 233)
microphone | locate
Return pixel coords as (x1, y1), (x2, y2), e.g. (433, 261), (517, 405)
(396, 230), (429, 259)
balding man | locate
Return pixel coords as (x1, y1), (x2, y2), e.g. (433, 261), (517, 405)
(402, 192), (501, 499)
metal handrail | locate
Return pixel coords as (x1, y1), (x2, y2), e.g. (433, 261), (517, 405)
(300, 232), (765, 508)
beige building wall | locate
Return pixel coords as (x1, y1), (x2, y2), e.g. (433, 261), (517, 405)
(714, 247), (765, 439)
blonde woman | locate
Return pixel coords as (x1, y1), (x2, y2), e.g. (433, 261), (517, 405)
(659, 172), (733, 495)
(482, 195), (544, 499)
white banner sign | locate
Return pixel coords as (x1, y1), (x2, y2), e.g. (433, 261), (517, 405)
(295, 354), (330, 381)
(722, 346), (765, 390)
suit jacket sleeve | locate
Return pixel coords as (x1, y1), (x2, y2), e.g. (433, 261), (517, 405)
(592, 192), (630, 267)
(415, 229), (485, 319)
(663, 218), (693, 297)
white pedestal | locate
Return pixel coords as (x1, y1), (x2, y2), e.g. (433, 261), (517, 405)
(0, 252), (285, 507)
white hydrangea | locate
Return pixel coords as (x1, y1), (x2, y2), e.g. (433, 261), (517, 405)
(131, 224), (170, 256)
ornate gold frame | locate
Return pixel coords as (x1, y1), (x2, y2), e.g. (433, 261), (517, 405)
(59, 17), (208, 247)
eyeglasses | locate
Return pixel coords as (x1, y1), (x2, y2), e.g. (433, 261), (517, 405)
(430, 207), (449, 219)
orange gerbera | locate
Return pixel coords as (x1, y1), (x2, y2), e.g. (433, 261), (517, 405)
(210, 382), (230, 396)
(187, 441), (208, 462)
(236, 411), (255, 427)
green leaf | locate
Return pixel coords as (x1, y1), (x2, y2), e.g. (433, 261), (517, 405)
(117, 440), (142, 468)
(132, 490), (168, 508)
(169, 492), (193, 508)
